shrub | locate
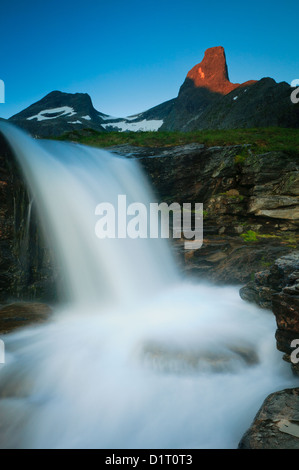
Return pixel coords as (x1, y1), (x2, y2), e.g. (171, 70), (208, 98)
(240, 230), (258, 242)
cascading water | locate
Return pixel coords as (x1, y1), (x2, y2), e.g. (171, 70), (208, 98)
(0, 122), (297, 449)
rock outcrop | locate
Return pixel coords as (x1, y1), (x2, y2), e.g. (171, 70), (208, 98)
(239, 388), (299, 449)
(240, 252), (299, 373)
(111, 143), (298, 283)
(239, 254), (299, 449)
(186, 46), (256, 95)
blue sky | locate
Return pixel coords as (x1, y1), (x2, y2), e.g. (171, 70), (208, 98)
(0, 0), (298, 118)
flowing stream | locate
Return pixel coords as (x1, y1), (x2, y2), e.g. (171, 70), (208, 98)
(0, 122), (296, 449)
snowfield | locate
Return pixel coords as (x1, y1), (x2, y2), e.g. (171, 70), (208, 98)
(102, 119), (163, 132)
(27, 107), (76, 121)
(26, 107), (163, 132)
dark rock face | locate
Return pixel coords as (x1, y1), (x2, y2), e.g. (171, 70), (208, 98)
(9, 91), (106, 137)
(239, 388), (299, 449)
(0, 132), (57, 303)
(272, 256), (299, 373)
(159, 80), (222, 132)
(240, 252), (299, 374)
(240, 253), (299, 305)
(111, 143), (298, 284)
(180, 78), (299, 131)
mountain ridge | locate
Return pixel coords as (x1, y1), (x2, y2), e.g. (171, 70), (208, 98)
(7, 47), (299, 136)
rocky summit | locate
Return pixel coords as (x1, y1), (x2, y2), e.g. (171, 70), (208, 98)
(186, 46), (256, 95)
(160, 47), (299, 131)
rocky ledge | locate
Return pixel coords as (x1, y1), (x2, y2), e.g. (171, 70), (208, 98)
(0, 302), (52, 334)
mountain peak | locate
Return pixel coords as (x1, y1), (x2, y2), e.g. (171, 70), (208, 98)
(187, 46), (256, 95)
(9, 90), (106, 137)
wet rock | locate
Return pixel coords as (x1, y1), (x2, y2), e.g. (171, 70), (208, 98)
(240, 252), (299, 306)
(0, 133), (58, 303)
(248, 196), (299, 220)
(0, 302), (52, 334)
(141, 341), (259, 375)
(239, 388), (299, 449)
(249, 196), (299, 212)
(240, 252), (299, 373)
(240, 281), (273, 308)
(126, 144), (298, 284)
(186, 239), (292, 284)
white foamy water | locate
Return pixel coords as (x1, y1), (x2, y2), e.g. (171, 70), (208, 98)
(0, 123), (296, 449)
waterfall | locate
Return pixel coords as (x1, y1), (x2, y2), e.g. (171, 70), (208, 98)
(0, 123), (297, 449)
(0, 122), (177, 306)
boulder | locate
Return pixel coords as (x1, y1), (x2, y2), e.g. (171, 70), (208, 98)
(239, 388), (299, 449)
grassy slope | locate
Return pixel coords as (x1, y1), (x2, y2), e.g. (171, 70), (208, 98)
(55, 127), (299, 156)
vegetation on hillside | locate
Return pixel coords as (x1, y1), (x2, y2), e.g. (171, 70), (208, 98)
(55, 127), (299, 155)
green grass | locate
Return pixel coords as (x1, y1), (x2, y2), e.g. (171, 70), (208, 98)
(54, 127), (299, 156)
(240, 230), (298, 247)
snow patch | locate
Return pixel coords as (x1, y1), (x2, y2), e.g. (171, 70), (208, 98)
(82, 115), (91, 121)
(27, 106), (76, 121)
(99, 114), (142, 122)
(102, 119), (163, 132)
(233, 96), (238, 101)
(125, 114), (141, 121)
(68, 120), (82, 124)
(99, 114), (118, 120)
